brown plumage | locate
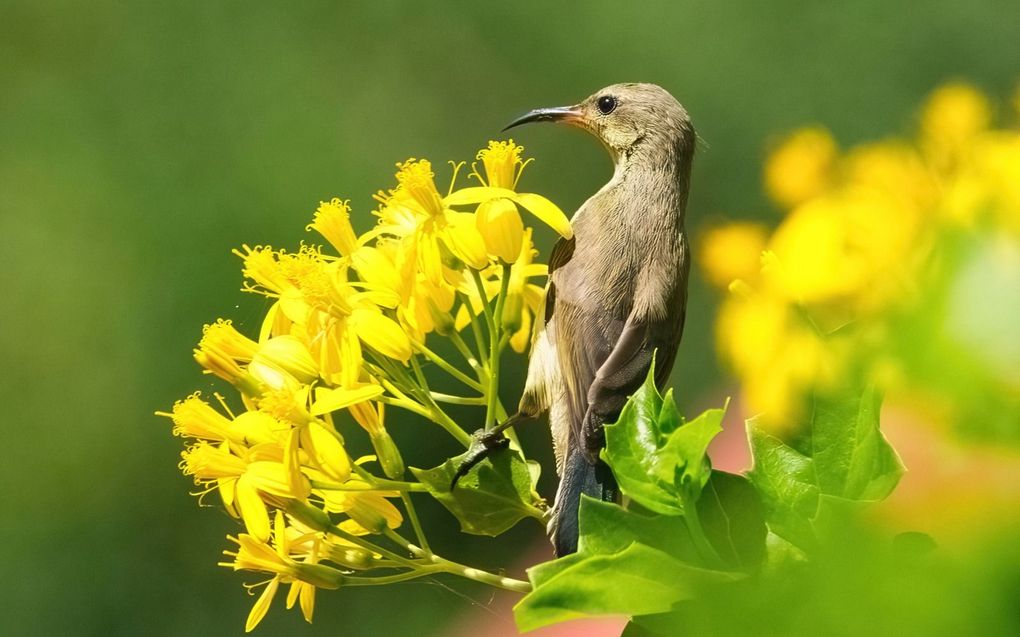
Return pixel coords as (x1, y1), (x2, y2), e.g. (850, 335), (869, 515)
(455, 83), (696, 556)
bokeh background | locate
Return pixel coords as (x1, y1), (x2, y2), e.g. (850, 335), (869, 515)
(2, 2), (1018, 636)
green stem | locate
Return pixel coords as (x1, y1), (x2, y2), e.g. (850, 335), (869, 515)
(323, 523), (418, 569)
(341, 567), (444, 586)
(413, 341), (485, 391)
(449, 328), (484, 376)
(482, 265), (513, 430)
(383, 528), (532, 593)
(429, 392), (487, 405)
(461, 291), (490, 370)
(470, 269), (497, 344)
(400, 493), (431, 556)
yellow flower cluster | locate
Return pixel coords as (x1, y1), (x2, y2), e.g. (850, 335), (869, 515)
(160, 140), (565, 630)
(700, 82), (1020, 429)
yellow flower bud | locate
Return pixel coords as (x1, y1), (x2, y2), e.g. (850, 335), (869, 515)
(477, 198), (525, 263)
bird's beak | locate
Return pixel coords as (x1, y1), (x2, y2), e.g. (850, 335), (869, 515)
(502, 105), (583, 131)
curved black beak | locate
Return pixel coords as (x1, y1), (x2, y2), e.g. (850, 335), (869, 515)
(502, 106), (583, 131)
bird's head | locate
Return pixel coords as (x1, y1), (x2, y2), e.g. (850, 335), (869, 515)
(504, 83), (694, 165)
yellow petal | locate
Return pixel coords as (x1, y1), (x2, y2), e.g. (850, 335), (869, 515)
(310, 385), (384, 416)
(513, 192), (573, 239)
(350, 309), (412, 361)
(351, 246), (402, 293)
(444, 186), (517, 206)
(284, 428), (305, 498)
(247, 460), (309, 499)
(300, 422), (351, 483)
(236, 475), (271, 542)
(253, 336), (319, 384)
(245, 577), (280, 632)
(299, 582), (316, 623)
(443, 211), (490, 270)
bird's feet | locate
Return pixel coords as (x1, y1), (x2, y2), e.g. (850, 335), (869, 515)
(450, 429), (510, 489)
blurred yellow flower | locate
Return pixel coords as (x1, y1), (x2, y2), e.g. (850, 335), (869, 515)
(921, 81), (991, 164)
(703, 81), (1020, 431)
(697, 222), (768, 289)
(764, 126), (837, 209)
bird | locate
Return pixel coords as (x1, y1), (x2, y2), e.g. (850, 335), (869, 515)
(456, 83), (696, 556)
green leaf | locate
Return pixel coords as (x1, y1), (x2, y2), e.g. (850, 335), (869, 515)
(514, 542), (736, 632)
(602, 367), (726, 515)
(696, 471), (767, 570)
(409, 446), (539, 536)
(514, 496), (735, 632)
(747, 383), (904, 549)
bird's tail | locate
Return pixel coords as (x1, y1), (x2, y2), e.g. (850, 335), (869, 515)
(548, 445), (618, 556)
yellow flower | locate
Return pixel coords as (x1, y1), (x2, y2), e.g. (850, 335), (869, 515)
(697, 222), (769, 289)
(921, 81), (991, 162)
(473, 139), (531, 190)
(446, 140), (573, 240)
(193, 319), (260, 387)
(159, 392), (236, 442)
(764, 127), (837, 209)
(308, 198), (358, 256)
(374, 158), (490, 278)
(220, 512), (343, 631)
(181, 440), (309, 542)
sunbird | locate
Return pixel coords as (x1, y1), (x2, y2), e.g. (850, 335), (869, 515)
(457, 84), (696, 556)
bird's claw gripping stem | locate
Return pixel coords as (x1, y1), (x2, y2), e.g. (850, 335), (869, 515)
(450, 429), (510, 489)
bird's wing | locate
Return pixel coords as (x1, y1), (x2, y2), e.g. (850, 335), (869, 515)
(557, 237), (690, 461)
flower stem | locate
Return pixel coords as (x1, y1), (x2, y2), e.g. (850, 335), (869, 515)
(400, 493), (432, 556)
(481, 265), (512, 430)
(383, 528), (531, 593)
(412, 340), (485, 391)
(449, 328), (484, 376)
(460, 291), (490, 370)
(470, 270), (497, 345)
(429, 392), (487, 405)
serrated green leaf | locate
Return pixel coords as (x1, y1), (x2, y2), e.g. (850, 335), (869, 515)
(746, 424), (820, 548)
(514, 542), (738, 632)
(747, 384), (904, 550)
(409, 446), (539, 536)
(810, 384), (904, 501)
(602, 368), (726, 515)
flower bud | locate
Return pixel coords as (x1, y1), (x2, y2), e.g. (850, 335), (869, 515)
(370, 430), (405, 479)
(295, 562), (344, 590)
(347, 498), (389, 534)
(284, 499), (333, 533)
(477, 198), (524, 264)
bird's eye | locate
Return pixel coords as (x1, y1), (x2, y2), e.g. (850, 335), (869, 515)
(596, 95), (617, 115)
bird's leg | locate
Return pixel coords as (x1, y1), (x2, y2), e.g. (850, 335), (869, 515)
(450, 412), (532, 488)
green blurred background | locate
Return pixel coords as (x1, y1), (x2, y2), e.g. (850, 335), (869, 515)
(2, 2), (1018, 635)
